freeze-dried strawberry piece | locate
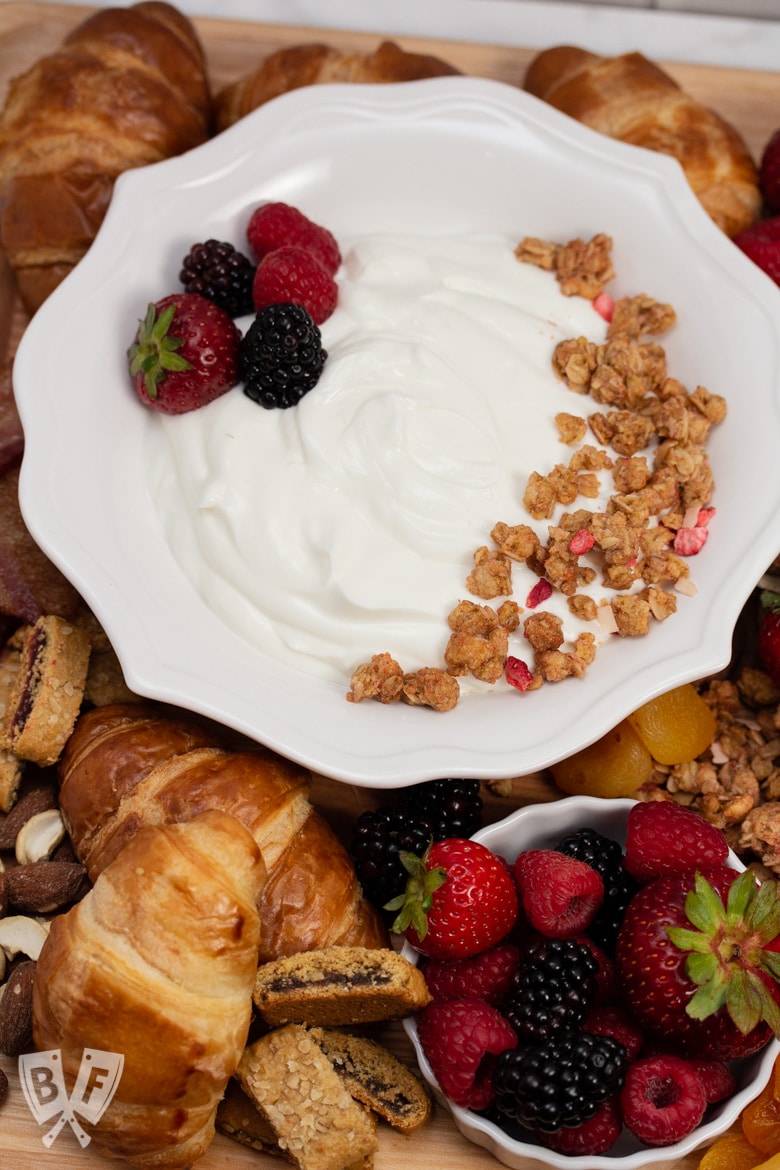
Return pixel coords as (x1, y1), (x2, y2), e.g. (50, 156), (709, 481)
(514, 849), (604, 937)
(526, 578), (552, 608)
(592, 291), (615, 323)
(673, 526), (708, 556)
(505, 656), (534, 692)
(569, 528), (595, 555)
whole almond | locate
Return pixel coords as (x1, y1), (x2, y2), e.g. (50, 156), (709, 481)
(0, 784), (57, 851)
(5, 860), (87, 913)
(0, 958), (35, 1055)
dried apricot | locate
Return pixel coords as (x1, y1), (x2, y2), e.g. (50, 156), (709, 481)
(550, 718), (653, 798)
(696, 1131), (767, 1170)
(743, 1075), (780, 1155)
(626, 683), (717, 765)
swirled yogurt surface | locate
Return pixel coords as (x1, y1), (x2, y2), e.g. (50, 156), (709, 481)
(147, 233), (610, 685)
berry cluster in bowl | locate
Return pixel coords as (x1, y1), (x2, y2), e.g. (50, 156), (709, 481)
(126, 201), (339, 414)
(398, 796), (780, 1168)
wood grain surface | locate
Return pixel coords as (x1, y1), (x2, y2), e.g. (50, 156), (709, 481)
(0, 4), (778, 1167)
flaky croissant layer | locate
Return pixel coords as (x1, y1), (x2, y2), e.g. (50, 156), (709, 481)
(58, 702), (388, 963)
(33, 810), (266, 1169)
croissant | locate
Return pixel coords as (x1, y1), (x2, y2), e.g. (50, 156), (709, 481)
(0, 1), (212, 315)
(216, 39), (461, 132)
(58, 702), (389, 963)
(523, 46), (760, 238)
(32, 809), (266, 1168)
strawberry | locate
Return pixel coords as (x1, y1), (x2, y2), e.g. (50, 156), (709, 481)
(514, 848), (604, 937)
(623, 799), (728, 883)
(733, 216), (780, 286)
(387, 837), (518, 959)
(251, 245), (338, 324)
(616, 865), (780, 1060)
(246, 201), (342, 276)
(128, 293), (241, 414)
(760, 129), (780, 215)
(759, 589), (780, 686)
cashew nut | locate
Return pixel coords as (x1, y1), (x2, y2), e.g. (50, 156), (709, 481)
(0, 915), (50, 962)
(15, 808), (66, 865)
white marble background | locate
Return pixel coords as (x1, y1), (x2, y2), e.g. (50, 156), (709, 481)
(48, 0), (780, 70)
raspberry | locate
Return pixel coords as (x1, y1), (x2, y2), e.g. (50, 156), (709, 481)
(502, 937), (598, 1044)
(536, 1096), (622, 1156)
(239, 303), (326, 409)
(733, 216), (780, 286)
(252, 246), (338, 325)
(179, 239), (255, 317)
(246, 201), (341, 275)
(494, 1031), (627, 1132)
(623, 800), (728, 883)
(689, 1059), (737, 1104)
(620, 1054), (707, 1146)
(424, 943), (520, 1005)
(416, 998), (517, 1110)
(584, 1004), (645, 1061)
(514, 849), (604, 937)
(578, 936), (618, 1004)
(553, 826), (638, 952)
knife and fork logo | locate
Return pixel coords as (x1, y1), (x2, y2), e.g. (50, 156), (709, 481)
(18, 1047), (124, 1148)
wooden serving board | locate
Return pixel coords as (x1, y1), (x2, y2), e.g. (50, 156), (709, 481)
(0, 4), (779, 1167)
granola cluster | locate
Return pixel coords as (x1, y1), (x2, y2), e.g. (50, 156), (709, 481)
(347, 234), (726, 710)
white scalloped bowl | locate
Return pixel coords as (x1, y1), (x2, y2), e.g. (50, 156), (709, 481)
(12, 77), (780, 787)
(402, 796), (780, 1169)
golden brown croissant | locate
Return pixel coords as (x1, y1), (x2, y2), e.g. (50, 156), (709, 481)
(33, 809), (266, 1169)
(216, 39), (461, 132)
(58, 702), (389, 962)
(0, 2), (212, 315)
(523, 46), (760, 238)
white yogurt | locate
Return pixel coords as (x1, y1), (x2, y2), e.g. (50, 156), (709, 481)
(147, 233), (611, 684)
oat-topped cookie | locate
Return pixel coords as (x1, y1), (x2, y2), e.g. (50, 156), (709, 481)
(252, 945), (430, 1027)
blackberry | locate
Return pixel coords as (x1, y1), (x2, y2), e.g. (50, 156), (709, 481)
(554, 827), (639, 953)
(398, 778), (483, 841)
(493, 1030), (627, 1133)
(179, 239), (255, 317)
(502, 938), (598, 1044)
(349, 779), (482, 912)
(349, 807), (433, 911)
(239, 303), (327, 409)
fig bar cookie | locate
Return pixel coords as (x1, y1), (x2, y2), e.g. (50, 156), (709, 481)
(310, 1027), (431, 1134)
(236, 1024), (377, 1170)
(252, 945), (431, 1026)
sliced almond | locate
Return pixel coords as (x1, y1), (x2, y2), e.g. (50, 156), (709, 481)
(0, 914), (50, 961)
(15, 807), (65, 864)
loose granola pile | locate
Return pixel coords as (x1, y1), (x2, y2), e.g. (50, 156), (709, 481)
(347, 233), (726, 710)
